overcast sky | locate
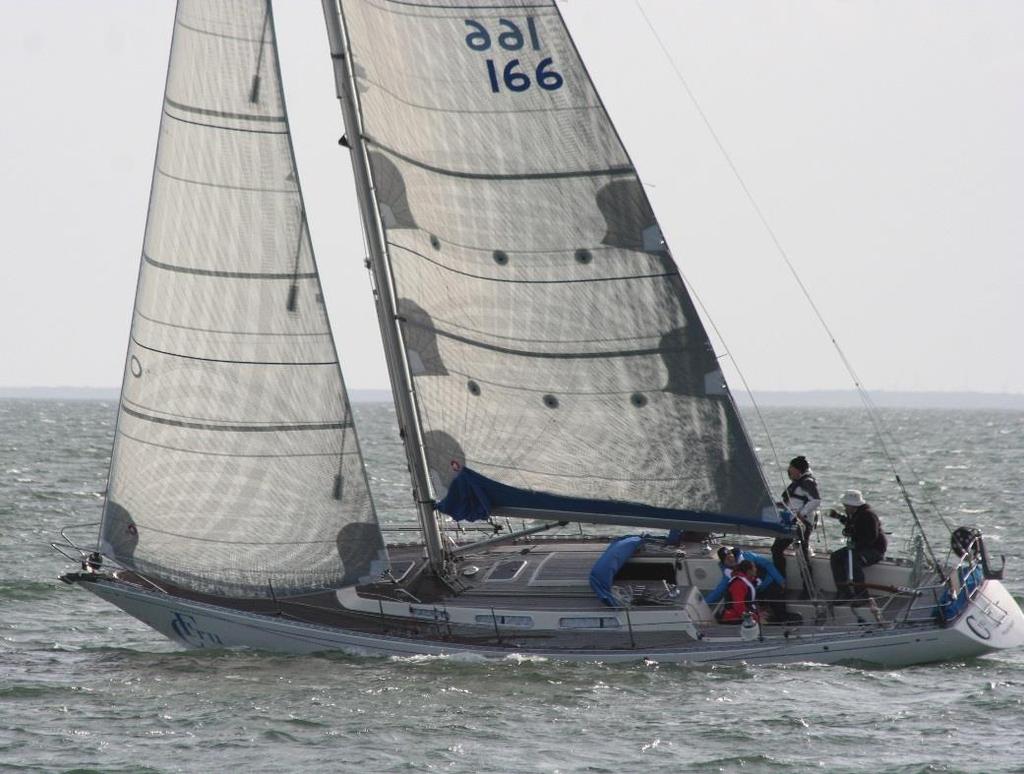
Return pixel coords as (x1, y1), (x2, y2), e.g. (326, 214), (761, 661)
(2, 1), (1021, 394)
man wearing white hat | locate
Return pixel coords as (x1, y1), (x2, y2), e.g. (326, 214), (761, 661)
(828, 490), (887, 604)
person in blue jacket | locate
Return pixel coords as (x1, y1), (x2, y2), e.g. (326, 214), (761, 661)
(705, 545), (796, 622)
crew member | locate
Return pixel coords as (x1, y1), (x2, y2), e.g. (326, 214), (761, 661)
(772, 455), (820, 586)
(719, 559), (760, 623)
(706, 545), (795, 622)
(829, 489), (887, 604)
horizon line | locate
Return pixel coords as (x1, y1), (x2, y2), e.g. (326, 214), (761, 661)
(1, 386), (1022, 396)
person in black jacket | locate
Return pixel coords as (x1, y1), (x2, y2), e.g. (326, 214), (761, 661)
(829, 489), (887, 603)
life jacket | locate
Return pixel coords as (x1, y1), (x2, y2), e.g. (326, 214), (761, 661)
(720, 574), (758, 623)
(784, 472), (820, 522)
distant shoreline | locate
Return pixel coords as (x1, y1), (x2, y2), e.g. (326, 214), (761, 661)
(2, 386), (1022, 410)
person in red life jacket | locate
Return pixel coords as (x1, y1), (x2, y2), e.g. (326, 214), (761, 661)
(718, 559), (761, 624)
(705, 545), (798, 622)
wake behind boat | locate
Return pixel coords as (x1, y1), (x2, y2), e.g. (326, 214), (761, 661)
(55, 0), (1024, 666)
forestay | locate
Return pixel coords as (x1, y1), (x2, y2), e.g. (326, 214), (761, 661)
(99, 0), (386, 597)
(340, 0), (781, 533)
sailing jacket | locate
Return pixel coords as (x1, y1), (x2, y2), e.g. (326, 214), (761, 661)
(720, 574), (758, 623)
(782, 471), (821, 524)
(705, 551), (784, 605)
(844, 504), (887, 555)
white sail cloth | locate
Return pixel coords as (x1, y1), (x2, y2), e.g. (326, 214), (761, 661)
(100, 0), (386, 597)
(340, 0), (776, 528)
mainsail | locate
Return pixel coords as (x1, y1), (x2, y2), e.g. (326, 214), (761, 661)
(99, 0), (387, 597)
(335, 0), (781, 534)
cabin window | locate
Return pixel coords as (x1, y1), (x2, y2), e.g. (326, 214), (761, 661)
(409, 606), (449, 621)
(474, 614), (533, 628)
(486, 559), (527, 581)
(559, 616), (622, 629)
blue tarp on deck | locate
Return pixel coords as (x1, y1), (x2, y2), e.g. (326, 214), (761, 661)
(589, 535), (645, 606)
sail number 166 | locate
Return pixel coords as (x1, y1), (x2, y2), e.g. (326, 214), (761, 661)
(464, 18), (564, 93)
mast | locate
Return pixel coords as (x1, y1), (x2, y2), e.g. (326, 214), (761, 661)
(320, 0), (448, 573)
(318, 0), (781, 539)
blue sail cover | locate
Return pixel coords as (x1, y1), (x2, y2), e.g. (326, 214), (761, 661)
(436, 468), (792, 536)
(435, 467), (493, 522)
(589, 535), (645, 606)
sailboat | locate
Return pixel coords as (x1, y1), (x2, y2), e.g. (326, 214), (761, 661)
(55, 0), (1024, 666)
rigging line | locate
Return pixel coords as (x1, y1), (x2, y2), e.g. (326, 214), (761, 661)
(630, 0), (787, 485)
(672, 256), (784, 487)
(873, 421), (955, 535)
(634, 0), (939, 544)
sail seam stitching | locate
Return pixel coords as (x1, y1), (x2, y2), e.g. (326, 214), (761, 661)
(403, 320), (684, 359)
(156, 167), (299, 195)
(163, 110), (288, 135)
(117, 428), (358, 459)
(143, 253), (317, 280)
(130, 336), (338, 367)
(389, 242), (675, 285)
(121, 405), (351, 433)
(133, 309), (331, 339)
(368, 138), (634, 181)
(175, 19), (274, 45)
(164, 96), (286, 124)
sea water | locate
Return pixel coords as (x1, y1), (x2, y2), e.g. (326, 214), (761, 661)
(2, 399), (1023, 773)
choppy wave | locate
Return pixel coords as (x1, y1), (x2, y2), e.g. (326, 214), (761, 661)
(2, 400), (1024, 772)
(0, 580), (60, 602)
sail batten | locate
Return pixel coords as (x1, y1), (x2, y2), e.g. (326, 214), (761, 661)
(164, 97), (288, 123)
(99, 0), (387, 597)
(339, 0), (779, 533)
(366, 139), (633, 181)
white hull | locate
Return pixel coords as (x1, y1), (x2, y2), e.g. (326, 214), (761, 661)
(77, 576), (1024, 667)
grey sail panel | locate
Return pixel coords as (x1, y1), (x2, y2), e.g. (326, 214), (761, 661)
(341, 0), (777, 527)
(100, 0), (386, 597)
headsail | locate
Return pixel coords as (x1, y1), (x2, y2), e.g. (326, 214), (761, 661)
(99, 0), (387, 597)
(336, 0), (780, 533)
